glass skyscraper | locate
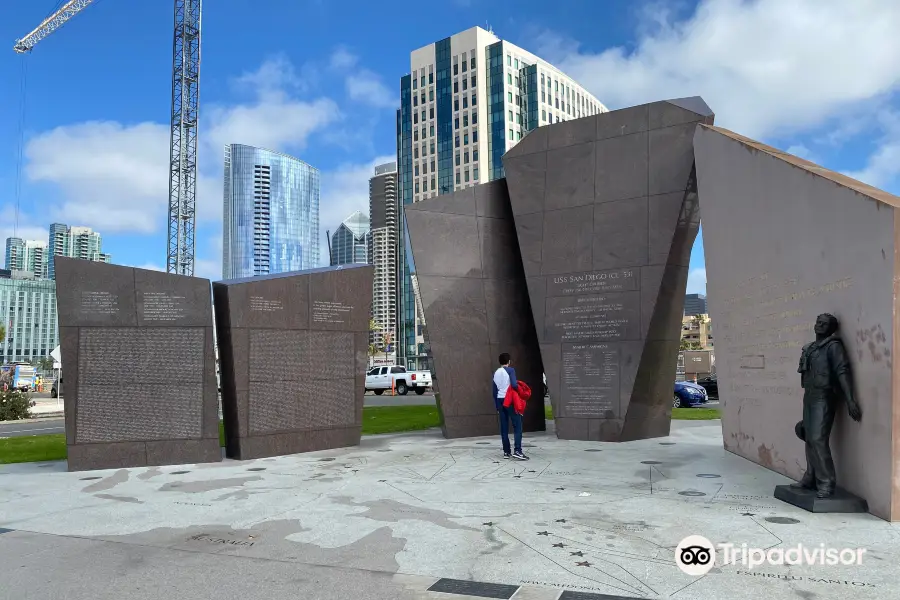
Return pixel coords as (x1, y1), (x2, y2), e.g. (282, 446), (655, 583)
(222, 144), (320, 279)
(0, 272), (57, 363)
(46, 223), (110, 280)
(329, 211), (370, 266)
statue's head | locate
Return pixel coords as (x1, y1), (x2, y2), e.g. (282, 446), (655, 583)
(814, 313), (838, 337)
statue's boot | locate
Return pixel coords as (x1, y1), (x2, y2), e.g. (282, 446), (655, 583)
(816, 487), (834, 499)
(790, 475), (816, 490)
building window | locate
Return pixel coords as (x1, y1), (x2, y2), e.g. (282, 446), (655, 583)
(463, 114), (469, 127)
(472, 93), (477, 106)
(430, 107), (434, 119)
(474, 166), (479, 179)
(414, 130), (419, 141)
(517, 113), (522, 125)
(430, 125), (435, 136)
(429, 90), (434, 101)
(420, 76), (425, 87)
(421, 93), (425, 103)
(508, 91), (513, 103)
(542, 91), (546, 103)
(507, 73), (512, 85)
(414, 147), (419, 159)
(463, 96), (468, 108)
(473, 148), (479, 161)
(454, 98), (459, 111)
(517, 131), (522, 140)
(430, 141), (435, 154)
(429, 72), (433, 84)
(472, 112), (477, 124)
(455, 153), (460, 166)
(453, 63), (458, 76)
(413, 96), (418, 107)
(454, 81), (458, 93)
(542, 109), (546, 121)
(465, 168), (470, 182)
(456, 172), (460, 184)
(464, 133), (469, 145)
(507, 55), (511, 66)
(509, 128), (513, 138)
(541, 73), (545, 85)
(430, 177), (435, 189)
(455, 135), (460, 148)
(515, 59), (519, 68)
(471, 56), (476, 68)
(464, 151), (469, 164)
(414, 113), (419, 124)
(555, 80), (559, 91)
(462, 59), (468, 72)
(454, 117), (459, 129)
(471, 75), (476, 87)
(413, 79), (418, 90)
(515, 77), (519, 86)
(555, 98), (559, 108)
(414, 165), (419, 176)
(431, 160), (435, 172)
(463, 78), (468, 91)
(472, 129), (478, 142)
(415, 181), (420, 193)
(509, 110), (513, 121)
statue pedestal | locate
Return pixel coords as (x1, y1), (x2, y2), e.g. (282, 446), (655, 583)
(774, 485), (868, 513)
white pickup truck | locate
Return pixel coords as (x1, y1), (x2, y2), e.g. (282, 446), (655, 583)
(365, 365), (432, 396)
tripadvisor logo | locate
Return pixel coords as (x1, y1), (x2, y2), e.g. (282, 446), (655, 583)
(675, 535), (867, 576)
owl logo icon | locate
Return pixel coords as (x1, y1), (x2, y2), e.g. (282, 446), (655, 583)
(675, 535), (716, 575)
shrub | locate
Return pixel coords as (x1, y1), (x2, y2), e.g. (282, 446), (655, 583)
(0, 390), (34, 421)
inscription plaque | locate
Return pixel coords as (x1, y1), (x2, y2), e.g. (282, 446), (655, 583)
(547, 268), (637, 296)
(560, 344), (621, 418)
(214, 265), (373, 460)
(545, 292), (640, 343)
(55, 258), (220, 471)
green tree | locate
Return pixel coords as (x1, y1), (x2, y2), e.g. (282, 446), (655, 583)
(368, 318), (379, 357)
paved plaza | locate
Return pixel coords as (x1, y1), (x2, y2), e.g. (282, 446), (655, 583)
(1, 421), (897, 600)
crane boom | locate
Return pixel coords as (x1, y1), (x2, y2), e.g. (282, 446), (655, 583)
(166, 0), (201, 276)
(14, 0), (96, 53)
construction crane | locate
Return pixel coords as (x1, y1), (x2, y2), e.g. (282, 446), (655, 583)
(14, 0), (202, 277)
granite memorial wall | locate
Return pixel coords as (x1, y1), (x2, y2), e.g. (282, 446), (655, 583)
(405, 180), (546, 438)
(695, 125), (900, 521)
(213, 265), (373, 459)
(55, 258), (220, 471)
(502, 98), (714, 442)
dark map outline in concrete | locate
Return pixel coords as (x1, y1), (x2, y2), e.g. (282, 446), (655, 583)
(54, 257), (220, 471)
(502, 98), (714, 442)
(213, 265), (373, 459)
(404, 180), (546, 438)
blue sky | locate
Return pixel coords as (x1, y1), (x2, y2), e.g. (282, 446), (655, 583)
(1, 0), (899, 292)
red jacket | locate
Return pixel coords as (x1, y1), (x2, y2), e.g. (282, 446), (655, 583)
(503, 380), (532, 415)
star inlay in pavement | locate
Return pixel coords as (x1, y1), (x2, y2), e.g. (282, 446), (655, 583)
(555, 519), (567, 523)
(576, 561), (593, 567)
(553, 543), (566, 548)
(537, 531), (550, 536)
(378, 480), (387, 483)
(570, 551), (584, 557)
(513, 475), (522, 479)
(742, 512), (756, 516)
(483, 522), (494, 527)
(556, 487), (565, 491)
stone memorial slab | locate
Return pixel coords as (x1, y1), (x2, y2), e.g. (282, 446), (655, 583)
(213, 265), (373, 459)
(54, 258), (220, 471)
(695, 124), (900, 521)
(503, 98), (714, 442)
(405, 181), (546, 438)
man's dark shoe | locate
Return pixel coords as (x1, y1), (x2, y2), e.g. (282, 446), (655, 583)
(790, 478), (815, 490)
(816, 488), (834, 499)
(503, 452), (511, 459)
(513, 450), (529, 461)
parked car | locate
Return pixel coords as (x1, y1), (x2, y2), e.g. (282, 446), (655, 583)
(365, 365), (432, 396)
(51, 375), (62, 398)
(674, 380), (709, 408)
(696, 375), (718, 398)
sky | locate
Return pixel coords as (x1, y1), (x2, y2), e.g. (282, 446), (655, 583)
(1, 0), (899, 294)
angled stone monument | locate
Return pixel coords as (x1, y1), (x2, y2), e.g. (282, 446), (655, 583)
(695, 124), (900, 521)
(405, 180), (546, 438)
(54, 258), (220, 471)
(502, 98), (714, 441)
(213, 265), (372, 459)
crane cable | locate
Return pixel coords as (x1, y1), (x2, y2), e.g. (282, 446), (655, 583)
(13, 55), (28, 240)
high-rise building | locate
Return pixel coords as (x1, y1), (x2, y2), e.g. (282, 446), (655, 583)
(684, 293), (708, 316)
(0, 270), (58, 363)
(222, 144), (320, 279)
(47, 223), (110, 280)
(369, 162), (399, 351)
(396, 26), (608, 367)
(5, 238), (49, 279)
(329, 211), (370, 266)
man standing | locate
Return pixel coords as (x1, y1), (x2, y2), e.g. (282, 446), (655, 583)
(493, 353), (528, 460)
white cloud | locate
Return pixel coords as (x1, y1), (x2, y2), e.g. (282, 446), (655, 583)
(686, 267), (707, 295)
(23, 57), (340, 238)
(844, 111), (900, 190)
(318, 154), (394, 265)
(329, 47), (358, 70)
(785, 145), (814, 161)
(538, 0), (900, 139)
(345, 69), (396, 108)
(134, 263), (165, 272)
